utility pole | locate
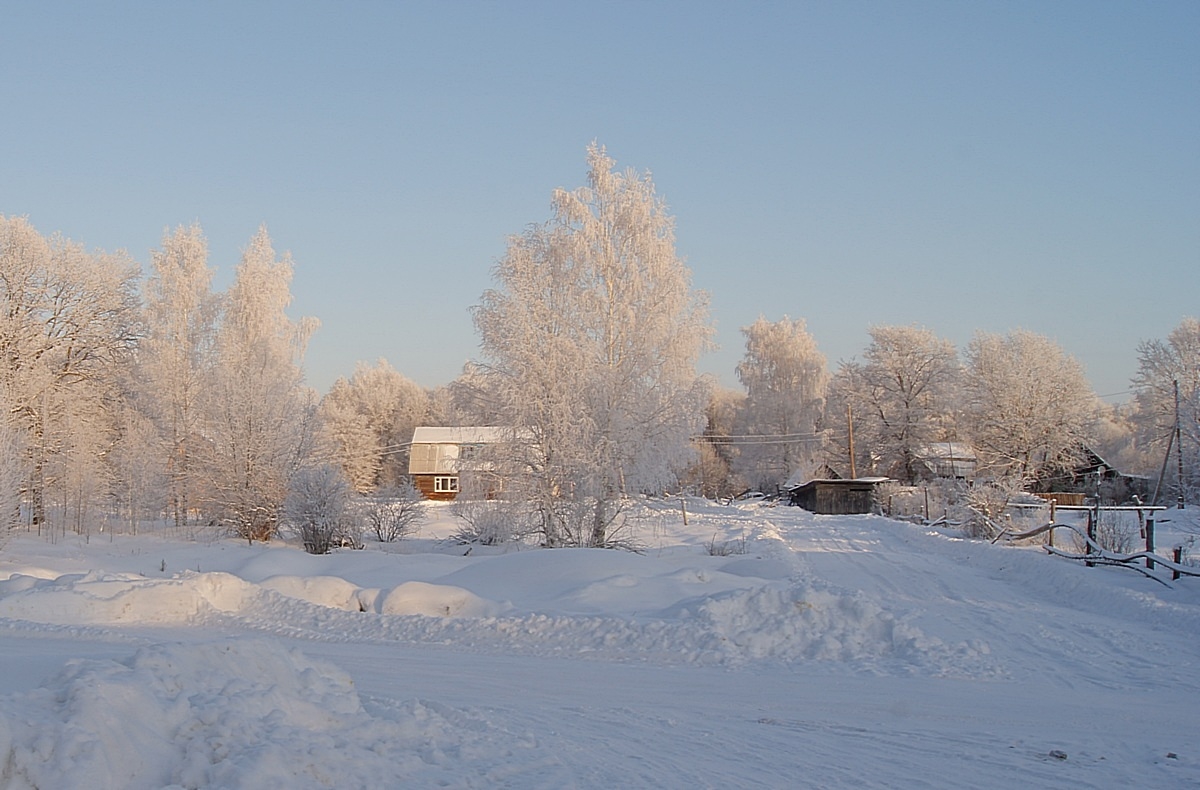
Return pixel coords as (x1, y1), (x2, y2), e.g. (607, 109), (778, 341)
(1176, 379), (1185, 509)
(847, 404), (857, 479)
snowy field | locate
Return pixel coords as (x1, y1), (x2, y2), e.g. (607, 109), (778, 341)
(1, 500), (1197, 789)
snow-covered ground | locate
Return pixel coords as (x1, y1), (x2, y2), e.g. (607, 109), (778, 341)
(1, 500), (1197, 789)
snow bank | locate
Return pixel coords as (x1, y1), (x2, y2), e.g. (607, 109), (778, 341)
(259, 574), (364, 611)
(0, 563), (983, 675)
(377, 580), (506, 617)
(0, 638), (533, 789)
(0, 571), (256, 625)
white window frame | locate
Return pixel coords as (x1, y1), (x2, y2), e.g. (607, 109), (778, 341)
(434, 476), (459, 494)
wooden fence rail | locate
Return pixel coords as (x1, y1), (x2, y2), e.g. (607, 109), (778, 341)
(995, 522), (1199, 586)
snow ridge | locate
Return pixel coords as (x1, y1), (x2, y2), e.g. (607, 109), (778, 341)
(0, 638), (540, 789)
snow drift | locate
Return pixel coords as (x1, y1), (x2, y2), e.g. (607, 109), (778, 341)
(0, 638), (530, 789)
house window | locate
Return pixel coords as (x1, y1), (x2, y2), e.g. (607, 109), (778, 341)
(434, 476), (459, 494)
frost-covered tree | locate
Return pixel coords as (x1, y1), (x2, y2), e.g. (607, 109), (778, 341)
(963, 329), (1097, 485)
(317, 380), (378, 493)
(470, 144), (713, 547)
(106, 401), (169, 534)
(1131, 317), (1200, 502)
(202, 227), (319, 541)
(0, 216), (140, 526)
(681, 386), (745, 499)
(318, 359), (429, 493)
(137, 224), (220, 526)
(733, 316), (828, 490)
(0, 398), (26, 544)
(825, 325), (960, 483)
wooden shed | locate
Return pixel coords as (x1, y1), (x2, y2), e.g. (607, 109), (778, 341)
(787, 478), (889, 515)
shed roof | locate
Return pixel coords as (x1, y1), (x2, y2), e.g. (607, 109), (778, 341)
(918, 443), (977, 460)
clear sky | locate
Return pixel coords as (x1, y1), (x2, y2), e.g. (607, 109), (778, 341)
(2, 1), (1196, 402)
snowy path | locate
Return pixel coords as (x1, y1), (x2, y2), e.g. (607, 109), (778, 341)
(299, 638), (1196, 789)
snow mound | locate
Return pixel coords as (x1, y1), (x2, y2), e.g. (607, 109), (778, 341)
(678, 582), (983, 669)
(377, 580), (505, 617)
(260, 574), (364, 611)
(0, 638), (537, 789)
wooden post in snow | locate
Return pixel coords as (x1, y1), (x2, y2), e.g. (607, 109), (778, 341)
(1145, 517), (1156, 570)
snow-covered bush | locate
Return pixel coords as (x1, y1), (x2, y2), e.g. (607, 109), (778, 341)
(1073, 511), (1137, 554)
(284, 464), (359, 554)
(362, 480), (425, 543)
(450, 497), (530, 546)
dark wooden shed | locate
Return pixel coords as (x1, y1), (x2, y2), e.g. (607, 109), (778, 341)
(787, 478), (888, 515)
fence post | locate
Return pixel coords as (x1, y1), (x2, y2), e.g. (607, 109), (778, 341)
(1145, 518), (1155, 570)
(1174, 547), (1183, 581)
(1085, 510), (1095, 567)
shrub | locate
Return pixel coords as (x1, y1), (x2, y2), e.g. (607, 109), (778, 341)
(450, 497), (531, 545)
(363, 480), (425, 543)
(284, 464), (360, 555)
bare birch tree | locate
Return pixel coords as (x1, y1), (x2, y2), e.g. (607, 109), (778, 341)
(0, 216), (140, 527)
(137, 224), (220, 526)
(202, 226), (318, 541)
(1131, 317), (1200, 502)
(734, 316), (828, 490)
(470, 144), (712, 547)
(825, 325), (960, 482)
(0, 390), (26, 544)
(318, 359), (429, 493)
(963, 329), (1097, 485)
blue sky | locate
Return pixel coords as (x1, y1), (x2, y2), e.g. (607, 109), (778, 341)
(2, 1), (1196, 401)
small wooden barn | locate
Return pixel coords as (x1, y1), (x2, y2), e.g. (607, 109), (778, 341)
(914, 443), (977, 482)
(787, 477), (889, 515)
(407, 427), (509, 501)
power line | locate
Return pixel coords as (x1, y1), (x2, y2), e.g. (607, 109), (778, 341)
(699, 431), (828, 446)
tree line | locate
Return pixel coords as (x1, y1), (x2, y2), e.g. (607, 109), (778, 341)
(713, 318), (1199, 503)
(2, 144), (1196, 550)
